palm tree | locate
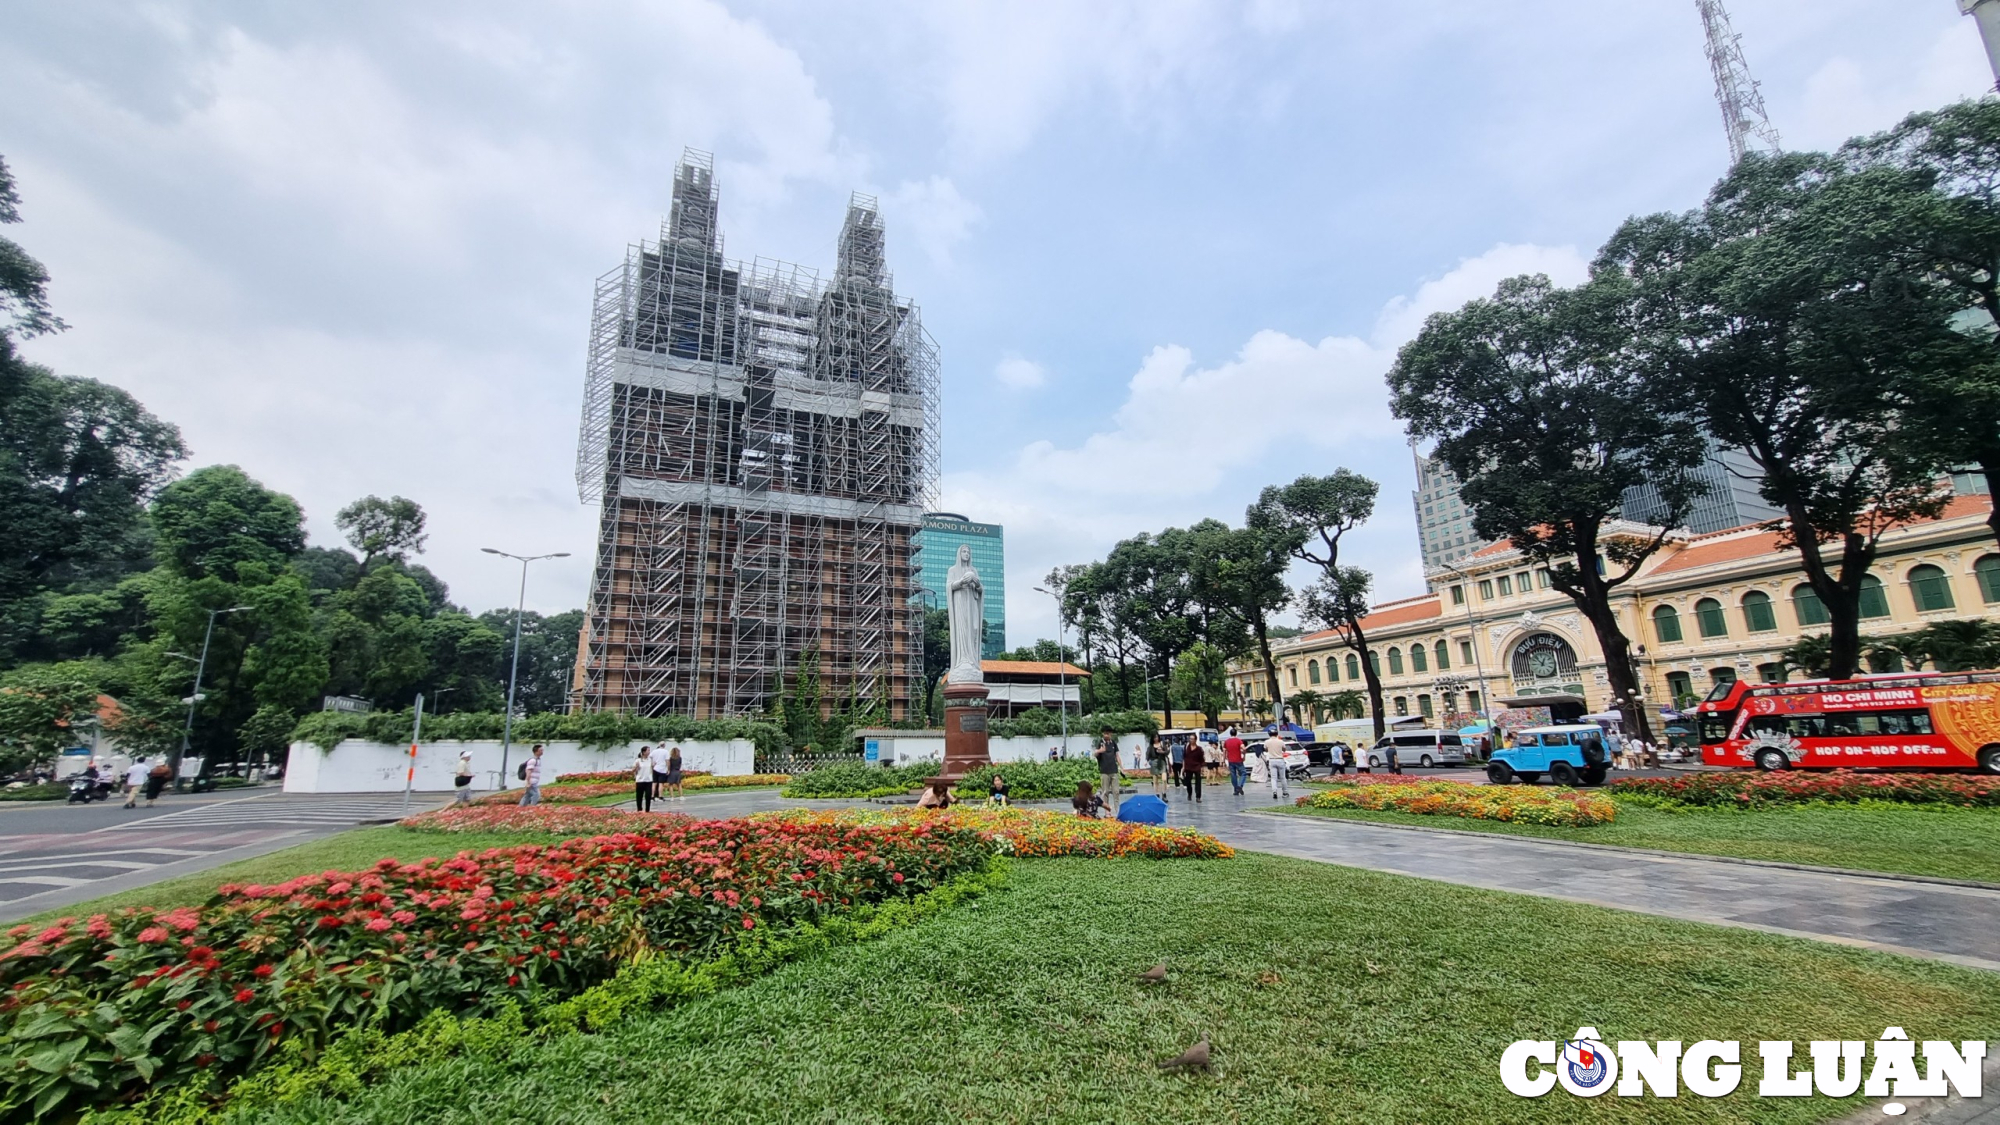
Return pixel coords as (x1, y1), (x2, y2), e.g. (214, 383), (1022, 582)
(1324, 690), (1365, 721)
(1289, 689), (1326, 726)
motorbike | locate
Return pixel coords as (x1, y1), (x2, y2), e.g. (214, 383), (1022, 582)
(66, 776), (109, 804)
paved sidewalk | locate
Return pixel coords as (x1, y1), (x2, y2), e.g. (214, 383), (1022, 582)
(1164, 792), (2000, 971)
(667, 788), (2000, 971)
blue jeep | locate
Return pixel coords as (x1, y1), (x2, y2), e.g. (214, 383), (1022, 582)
(1486, 724), (1610, 787)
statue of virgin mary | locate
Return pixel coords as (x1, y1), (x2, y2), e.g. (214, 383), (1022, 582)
(946, 544), (985, 685)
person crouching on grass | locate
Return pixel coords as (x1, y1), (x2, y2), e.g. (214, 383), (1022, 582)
(1072, 781), (1102, 818)
(988, 772), (1009, 806)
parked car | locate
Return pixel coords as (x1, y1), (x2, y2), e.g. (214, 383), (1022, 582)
(1486, 724), (1610, 787)
(1366, 730), (1470, 769)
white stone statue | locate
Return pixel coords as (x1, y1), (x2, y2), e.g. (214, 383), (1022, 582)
(946, 544), (985, 685)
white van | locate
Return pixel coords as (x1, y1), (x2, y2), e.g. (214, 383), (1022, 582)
(1367, 729), (1469, 769)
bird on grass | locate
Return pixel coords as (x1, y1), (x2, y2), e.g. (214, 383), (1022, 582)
(1157, 1038), (1211, 1073)
(1135, 962), (1167, 984)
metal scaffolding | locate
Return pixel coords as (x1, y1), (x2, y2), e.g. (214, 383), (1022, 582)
(574, 151), (940, 721)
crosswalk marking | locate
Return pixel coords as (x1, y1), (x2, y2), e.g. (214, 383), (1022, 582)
(103, 794), (448, 831)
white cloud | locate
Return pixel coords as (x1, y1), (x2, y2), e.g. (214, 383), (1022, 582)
(1792, 22), (1993, 152)
(957, 242), (1573, 645)
(993, 355), (1046, 390)
(883, 175), (983, 265)
(1372, 243), (1589, 347)
(917, 1), (1279, 161)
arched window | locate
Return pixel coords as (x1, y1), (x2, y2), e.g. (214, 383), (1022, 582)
(1859, 574), (1891, 619)
(1288, 666), (1298, 688)
(1434, 640), (1450, 670)
(1387, 647), (1404, 675)
(1411, 644), (1428, 673)
(1367, 650), (1380, 675)
(1652, 604), (1683, 644)
(1695, 598), (1727, 638)
(1908, 564), (1956, 612)
(1741, 590), (1776, 633)
(1978, 555), (2000, 604)
(1393, 696), (1409, 716)
(1792, 584), (1829, 626)
(1307, 660), (1321, 685)
(1347, 653), (1361, 680)
(1418, 694), (1434, 718)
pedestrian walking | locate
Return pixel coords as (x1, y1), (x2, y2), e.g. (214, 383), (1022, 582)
(1095, 728), (1122, 816)
(665, 746), (684, 799)
(644, 744), (665, 802)
(518, 745), (545, 807)
(1167, 738), (1184, 790)
(1386, 743), (1402, 775)
(1329, 742), (1347, 776)
(1222, 730), (1246, 795)
(143, 761), (171, 806)
(1262, 729), (1292, 800)
(122, 758), (148, 808)
(453, 749), (475, 803)
(1147, 737), (1169, 797)
(1182, 738), (1206, 803)
(633, 746), (654, 812)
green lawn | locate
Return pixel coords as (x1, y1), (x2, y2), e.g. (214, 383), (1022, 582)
(1279, 800), (2000, 883)
(236, 853), (2000, 1125)
(11, 826), (574, 927)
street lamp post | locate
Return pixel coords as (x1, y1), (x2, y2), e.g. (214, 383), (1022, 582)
(483, 549), (571, 786)
(1435, 563), (1493, 725)
(173, 605), (252, 792)
(1032, 586), (1069, 754)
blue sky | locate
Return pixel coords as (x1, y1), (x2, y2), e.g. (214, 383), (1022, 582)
(1, 1), (1989, 644)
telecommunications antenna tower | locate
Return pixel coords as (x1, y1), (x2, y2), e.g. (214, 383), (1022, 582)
(1695, 0), (1781, 165)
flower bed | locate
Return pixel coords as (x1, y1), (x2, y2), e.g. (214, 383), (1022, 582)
(554, 769), (713, 784)
(473, 774), (792, 808)
(1297, 776), (1616, 827)
(404, 803), (673, 834)
(0, 818), (995, 1119)
(1609, 770), (2000, 809)
(756, 807), (1234, 859)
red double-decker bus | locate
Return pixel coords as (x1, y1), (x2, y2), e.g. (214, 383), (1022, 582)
(1696, 671), (2000, 773)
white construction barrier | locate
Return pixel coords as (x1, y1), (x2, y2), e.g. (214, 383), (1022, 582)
(282, 738), (756, 794)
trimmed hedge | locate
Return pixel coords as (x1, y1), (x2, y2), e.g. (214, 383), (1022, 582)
(290, 710), (783, 760)
(987, 709), (1156, 740)
(781, 761), (939, 799)
(953, 759), (1132, 801)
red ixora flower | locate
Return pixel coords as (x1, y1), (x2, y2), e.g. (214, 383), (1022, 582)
(137, 926), (170, 944)
(365, 918), (392, 932)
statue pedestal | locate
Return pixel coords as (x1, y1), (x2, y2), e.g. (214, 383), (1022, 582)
(936, 681), (992, 783)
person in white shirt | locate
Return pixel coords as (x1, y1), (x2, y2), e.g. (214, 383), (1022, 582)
(633, 747), (654, 812)
(453, 750), (475, 803)
(1262, 732), (1292, 800)
(518, 745), (545, 806)
(122, 759), (149, 808)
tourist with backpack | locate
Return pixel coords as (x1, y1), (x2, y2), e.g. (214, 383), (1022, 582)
(518, 745), (545, 806)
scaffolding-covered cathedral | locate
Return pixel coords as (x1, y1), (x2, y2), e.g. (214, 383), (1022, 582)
(573, 150), (940, 720)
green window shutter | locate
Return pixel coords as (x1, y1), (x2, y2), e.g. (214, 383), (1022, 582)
(1695, 599), (1727, 638)
(1652, 605), (1682, 644)
(1858, 577), (1890, 619)
(1742, 592), (1776, 633)
(1791, 586), (1829, 626)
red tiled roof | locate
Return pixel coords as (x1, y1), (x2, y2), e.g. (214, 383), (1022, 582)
(981, 660), (1089, 678)
(1650, 493), (1993, 576)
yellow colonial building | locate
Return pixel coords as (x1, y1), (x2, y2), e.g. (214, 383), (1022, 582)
(1230, 493), (2000, 729)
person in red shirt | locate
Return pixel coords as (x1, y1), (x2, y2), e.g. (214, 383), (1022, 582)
(1221, 728), (1247, 795)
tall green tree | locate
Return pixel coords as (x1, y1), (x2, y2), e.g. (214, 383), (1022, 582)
(335, 495), (428, 568)
(0, 661), (99, 772)
(150, 466), (306, 581)
(1170, 642), (1232, 728)
(1388, 274), (1708, 741)
(1298, 566), (1387, 741)
(1602, 151), (1967, 679)
(1198, 520), (1301, 723)
(1102, 527), (1201, 731)
(1248, 472), (1386, 738)
(1848, 98), (2000, 548)
(0, 155), (63, 341)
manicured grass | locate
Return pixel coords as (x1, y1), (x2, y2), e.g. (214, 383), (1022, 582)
(239, 854), (2000, 1125)
(11, 826), (576, 926)
(1279, 800), (2000, 882)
